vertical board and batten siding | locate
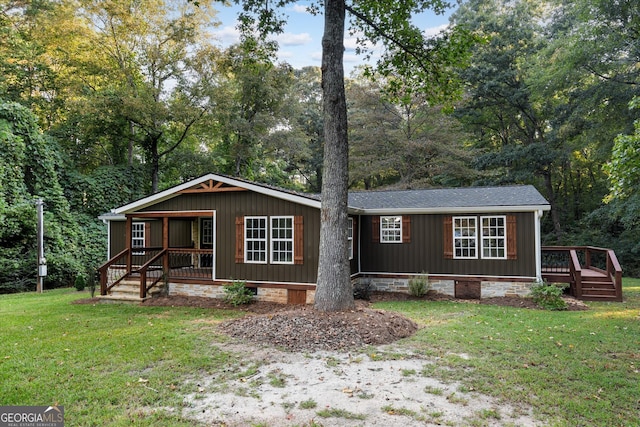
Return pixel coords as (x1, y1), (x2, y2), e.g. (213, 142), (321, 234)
(359, 212), (537, 277)
(109, 219), (166, 256)
(138, 191), (320, 283)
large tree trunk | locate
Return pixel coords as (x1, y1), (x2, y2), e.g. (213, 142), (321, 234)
(314, 0), (354, 312)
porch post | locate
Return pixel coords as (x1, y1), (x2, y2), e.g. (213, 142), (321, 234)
(125, 215), (132, 274)
(163, 217), (169, 273)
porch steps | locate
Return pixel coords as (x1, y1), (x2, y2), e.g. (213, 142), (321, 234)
(98, 280), (165, 303)
(579, 277), (618, 301)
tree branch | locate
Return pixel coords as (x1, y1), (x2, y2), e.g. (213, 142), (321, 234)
(343, 3), (432, 74)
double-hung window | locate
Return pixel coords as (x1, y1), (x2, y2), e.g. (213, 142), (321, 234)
(245, 216), (267, 263)
(132, 222), (145, 255)
(380, 216), (402, 243)
(271, 216), (294, 264)
(481, 216), (506, 259)
(453, 216), (477, 259)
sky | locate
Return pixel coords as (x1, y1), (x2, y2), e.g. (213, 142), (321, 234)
(209, 2), (455, 75)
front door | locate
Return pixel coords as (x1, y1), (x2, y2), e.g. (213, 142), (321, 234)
(200, 218), (213, 268)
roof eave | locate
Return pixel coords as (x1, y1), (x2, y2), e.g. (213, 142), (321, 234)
(352, 205), (551, 215)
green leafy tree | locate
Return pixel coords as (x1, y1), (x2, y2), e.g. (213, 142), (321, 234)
(232, 0), (474, 311)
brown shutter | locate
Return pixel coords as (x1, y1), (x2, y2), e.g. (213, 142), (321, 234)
(443, 216), (453, 259)
(235, 216), (244, 263)
(402, 215), (411, 243)
(294, 215), (304, 265)
(144, 222), (151, 248)
(507, 215), (517, 260)
(372, 216), (380, 243)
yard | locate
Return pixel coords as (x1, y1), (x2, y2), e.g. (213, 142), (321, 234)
(1, 280), (639, 426)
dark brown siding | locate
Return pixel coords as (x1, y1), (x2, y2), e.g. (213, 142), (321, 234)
(110, 221), (126, 257)
(359, 213), (537, 277)
(109, 220), (163, 256)
(139, 192), (320, 283)
(169, 219), (192, 247)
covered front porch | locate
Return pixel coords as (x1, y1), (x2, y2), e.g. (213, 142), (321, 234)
(98, 211), (215, 301)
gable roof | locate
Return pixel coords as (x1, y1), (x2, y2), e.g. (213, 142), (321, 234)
(347, 185), (550, 214)
(111, 173), (321, 215)
(104, 173), (549, 218)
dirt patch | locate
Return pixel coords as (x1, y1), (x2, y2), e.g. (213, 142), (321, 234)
(184, 343), (541, 427)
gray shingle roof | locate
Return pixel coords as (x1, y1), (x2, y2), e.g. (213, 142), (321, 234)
(347, 185), (549, 212)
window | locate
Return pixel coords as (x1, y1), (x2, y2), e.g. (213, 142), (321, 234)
(201, 218), (213, 246)
(453, 216), (477, 258)
(481, 216), (506, 259)
(245, 217), (267, 263)
(271, 216), (294, 264)
(348, 217), (354, 259)
(132, 222), (145, 255)
(380, 216), (402, 243)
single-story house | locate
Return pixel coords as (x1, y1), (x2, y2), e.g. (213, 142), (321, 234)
(98, 173), (556, 303)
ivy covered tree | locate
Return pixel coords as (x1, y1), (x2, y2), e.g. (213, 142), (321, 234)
(0, 101), (83, 292)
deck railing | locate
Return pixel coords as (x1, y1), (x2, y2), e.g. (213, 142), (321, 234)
(99, 247), (214, 298)
(542, 246), (622, 300)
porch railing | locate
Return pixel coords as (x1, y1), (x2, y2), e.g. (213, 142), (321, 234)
(99, 247), (214, 298)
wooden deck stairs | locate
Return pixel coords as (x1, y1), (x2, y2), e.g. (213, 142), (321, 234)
(542, 246), (623, 302)
(98, 276), (165, 303)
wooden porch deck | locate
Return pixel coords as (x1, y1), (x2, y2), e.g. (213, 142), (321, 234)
(541, 246), (622, 301)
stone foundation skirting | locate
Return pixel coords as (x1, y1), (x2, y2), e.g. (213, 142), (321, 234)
(358, 276), (534, 299)
(168, 282), (315, 305)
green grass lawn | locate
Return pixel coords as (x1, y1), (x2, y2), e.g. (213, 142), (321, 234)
(1, 280), (639, 426)
(374, 277), (640, 427)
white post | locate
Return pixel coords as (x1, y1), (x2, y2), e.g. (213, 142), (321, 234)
(36, 198), (46, 293)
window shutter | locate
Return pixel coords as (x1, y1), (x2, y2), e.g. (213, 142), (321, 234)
(507, 215), (517, 260)
(235, 216), (244, 263)
(402, 216), (411, 243)
(443, 216), (453, 259)
(294, 215), (304, 265)
(372, 216), (380, 243)
(144, 222), (151, 248)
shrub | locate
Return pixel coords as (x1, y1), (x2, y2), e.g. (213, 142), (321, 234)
(408, 274), (430, 297)
(223, 280), (254, 306)
(530, 280), (568, 310)
(74, 274), (86, 291)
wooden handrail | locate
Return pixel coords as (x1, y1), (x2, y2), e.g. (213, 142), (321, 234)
(607, 249), (623, 301)
(98, 248), (130, 295)
(569, 250), (582, 298)
(136, 249), (167, 299)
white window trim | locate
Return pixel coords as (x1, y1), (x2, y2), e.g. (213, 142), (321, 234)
(453, 216), (478, 259)
(348, 217), (354, 260)
(270, 216), (294, 265)
(132, 222), (145, 255)
(244, 216), (267, 264)
(380, 215), (402, 243)
(480, 215), (507, 260)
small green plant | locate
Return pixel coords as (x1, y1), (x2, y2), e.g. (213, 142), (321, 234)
(424, 385), (444, 396)
(316, 408), (366, 420)
(530, 280), (568, 310)
(74, 274), (86, 291)
(408, 274), (430, 297)
(223, 280), (254, 306)
(299, 399), (317, 409)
